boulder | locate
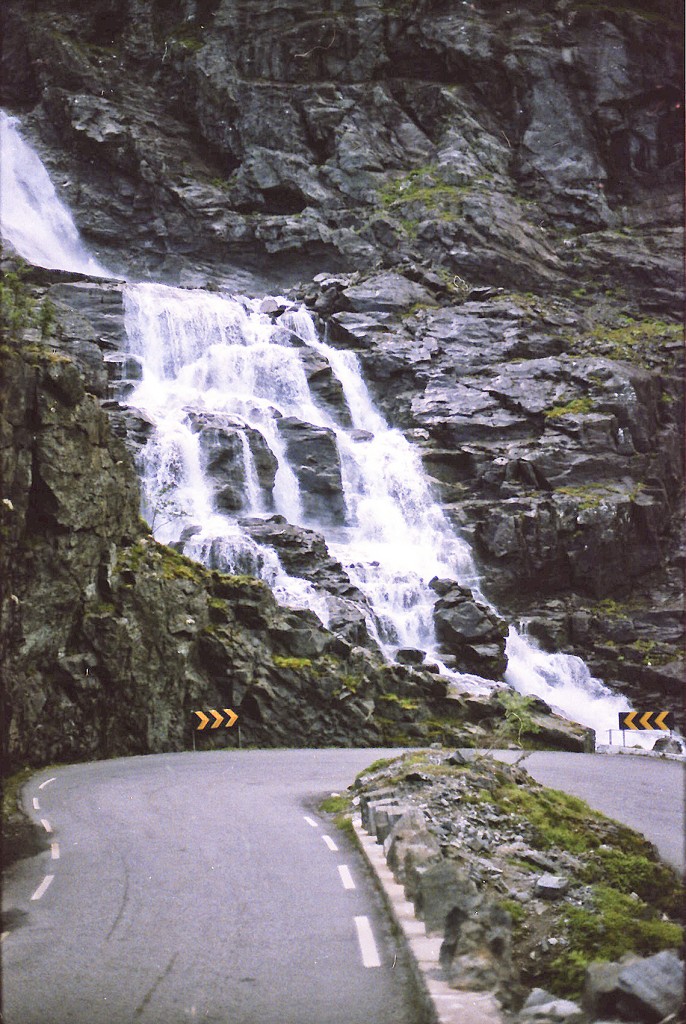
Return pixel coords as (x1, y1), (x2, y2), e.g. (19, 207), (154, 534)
(341, 272), (437, 314)
(519, 993), (584, 1022)
(534, 874), (569, 899)
(431, 582), (508, 679)
(384, 808), (441, 884)
(583, 951), (684, 1023)
(277, 417), (346, 525)
(297, 345), (353, 426)
(415, 860), (480, 936)
(616, 950), (684, 1023)
(191, 416), (278, 512)
(440, 896), (515, 1001)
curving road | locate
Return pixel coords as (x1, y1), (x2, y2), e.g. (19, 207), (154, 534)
(2, 750), (431, 1024)
(2, 749), (683, 1024)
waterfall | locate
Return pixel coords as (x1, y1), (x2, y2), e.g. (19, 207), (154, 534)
(123, 282), (483, 662)
(2, 108), (656, 749)
(0, 111), (111, 277)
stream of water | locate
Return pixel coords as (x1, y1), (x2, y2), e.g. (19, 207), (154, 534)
(1, 109), (652, 747)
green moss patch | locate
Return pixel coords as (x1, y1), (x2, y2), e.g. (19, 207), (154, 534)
(272, 655), (313, 671)
(544, 397), (595, 419)
(546, 886), (683, 996)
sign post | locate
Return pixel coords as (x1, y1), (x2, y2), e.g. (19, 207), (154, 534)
(191, 708), (239, 750)
(617, 710), (674, 737)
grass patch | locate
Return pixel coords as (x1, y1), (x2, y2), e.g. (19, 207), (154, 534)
(334, 813), (354, 836)
(355, 756), (399, 780)
(378, 692), (420, 711)
(319, 794), (355, 836)
(320, 795), (350, 814)
(570, 316), (682, 368)
(580, 848), (683, 916)
(494, 784), (605, 854)
(1, 263), (56, 340)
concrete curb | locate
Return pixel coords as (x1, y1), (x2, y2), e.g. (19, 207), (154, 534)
(353, 814), (505, 1024)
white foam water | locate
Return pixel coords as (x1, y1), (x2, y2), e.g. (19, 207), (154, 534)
(0, 111), (110, 277)
(123, 282), (484, 666)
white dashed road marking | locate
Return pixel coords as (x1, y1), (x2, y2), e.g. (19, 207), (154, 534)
(40, 819), (53, 834)
(50, 842), (60, 861)
(354, 916), (381, 968)
(338, 865), (356, 890)
(322, 835), (338, 852)
(38, 778), (56, 790)
(31, 875), (54, 902)
(32, 797), (40, 811)
(303, 816), (318, 828)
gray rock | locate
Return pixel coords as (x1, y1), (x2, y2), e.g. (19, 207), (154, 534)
(534, 874), (570, 899)
(341, 272), (437, 314)
(440, 896), (515, 1001)
(415, 860), (480, 936)
(384, 808), (441, 884)
(277, 417), (346, 524)
(519, 997), (584, 1022)
(432, 583), (507, 679)
(583, 951), (684, 1023)
(651, 736), (684, 755)
(616, 950), (684, 1023)
(582, 960), (625, 1019)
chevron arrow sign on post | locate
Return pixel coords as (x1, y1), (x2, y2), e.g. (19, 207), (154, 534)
(193, 708), (238, 730)
(618, 710), (674, 731)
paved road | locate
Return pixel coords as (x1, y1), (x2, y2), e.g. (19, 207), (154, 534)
(2, 750), (432, 1024)
(493, 751), (684, 872)
(3, 749), (683, 1024)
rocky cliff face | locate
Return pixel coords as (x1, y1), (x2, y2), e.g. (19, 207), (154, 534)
(1, 0), (682, 295)
(0, 0), (683, 764)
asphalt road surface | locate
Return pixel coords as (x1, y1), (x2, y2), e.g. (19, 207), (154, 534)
(493, 750), (684, 872)
(3, 749), (683, 1024)
(2, 750), (432, 1024)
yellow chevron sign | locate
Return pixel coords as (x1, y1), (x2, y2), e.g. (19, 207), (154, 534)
(193, 708), (238, 730)
(618, 710), (674, 731)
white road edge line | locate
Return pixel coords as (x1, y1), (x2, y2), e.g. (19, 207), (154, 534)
(32, 797), (40, 811)
(40, 819), (53, 834)
(354, 915), (381, 968)
(303, 816), (318, 828)
(338, 865), (356, 890)
(39, 778), (56, 790)
(322, 835), (338, 852)
(1, 931), (10, 943)
(51, 842), (60, 860)
(31, 875), (54, 901)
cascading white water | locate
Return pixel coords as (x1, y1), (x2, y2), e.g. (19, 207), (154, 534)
(123, 282), (484, 666)
(0, 111), (111, 277)
(3, 108), (658, 747)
